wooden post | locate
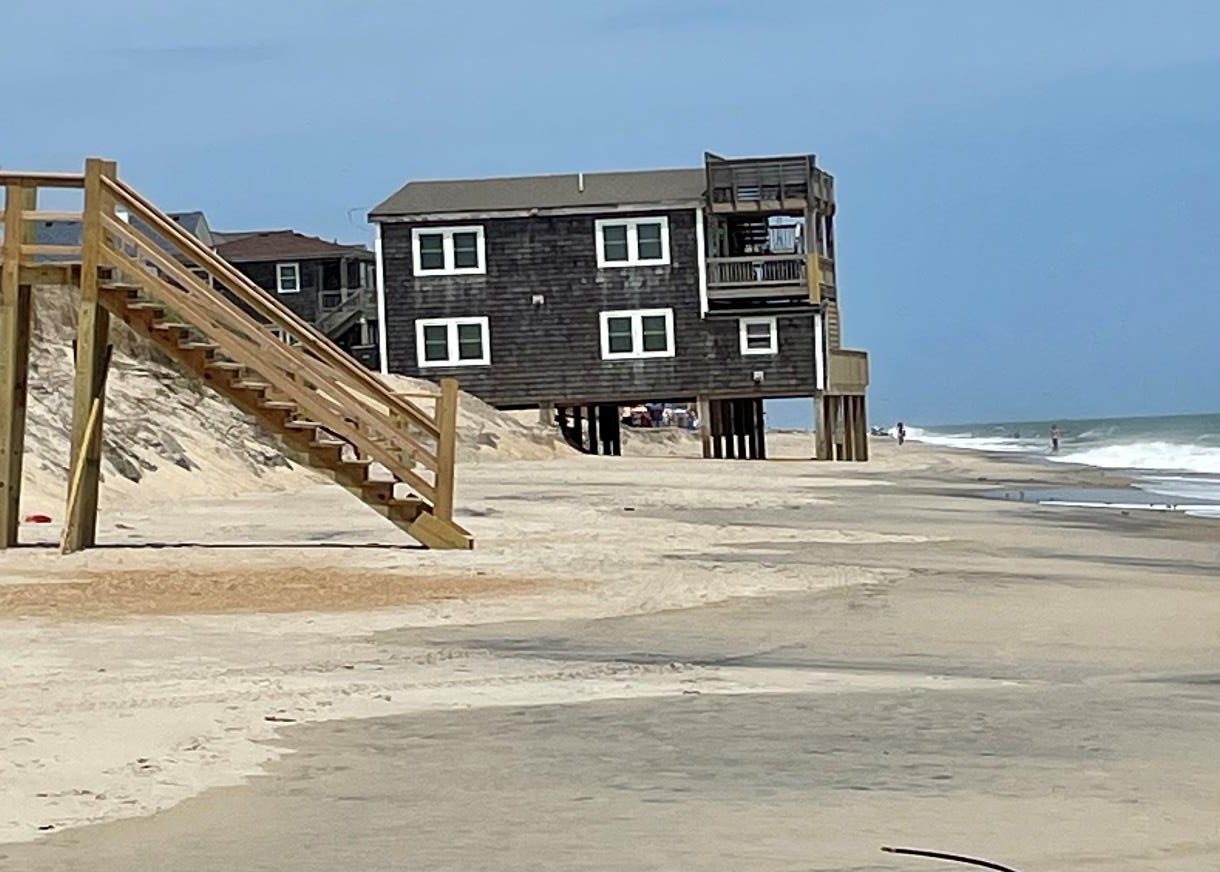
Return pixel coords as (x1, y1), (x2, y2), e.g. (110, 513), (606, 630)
(828, 396), (841, 461)
(844, 396), (855, 462)
(0, 183), (36, 548)
(432, 376), (459, 522)
(733, 399), (747, 460)
(721, 401), (736, 460)
(814, 394), (828, 460)
(538, 401), (554, 428)
(587, 403), (599, 455)
(697, 396), (711, 459)
(743, 398), (757, 459)
(64, 159), (117, 552)
(857, 396), (869, 462)
(755, 398), (767, 460)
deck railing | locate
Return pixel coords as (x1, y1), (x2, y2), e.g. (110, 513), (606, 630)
(707, 156), (813, 209)
(707, 254), (807, 287)
(1, 161), (460, 535)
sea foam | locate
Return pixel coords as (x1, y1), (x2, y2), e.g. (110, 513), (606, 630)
(1049, 441), (1220, 476)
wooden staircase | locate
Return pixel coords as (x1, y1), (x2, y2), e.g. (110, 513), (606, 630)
(0, 159), (472, 551)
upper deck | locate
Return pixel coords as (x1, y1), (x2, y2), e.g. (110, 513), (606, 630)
(702, 153), (837, 314)
(704, 153), (834, 215)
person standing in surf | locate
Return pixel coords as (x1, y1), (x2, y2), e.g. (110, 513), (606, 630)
(896, 422), (907, 446)
(1050, 424), (1062, 453)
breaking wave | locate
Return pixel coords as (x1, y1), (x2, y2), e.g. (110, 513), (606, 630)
(1049, 442), (1220, 476)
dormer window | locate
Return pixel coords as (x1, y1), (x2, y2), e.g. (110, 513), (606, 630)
(595, 217), (670, 268)
(412, 226), (486, 276)
(276, 262), (300, 294)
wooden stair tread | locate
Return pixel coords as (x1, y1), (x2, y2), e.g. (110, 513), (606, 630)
(285, 419), (321, 430)
(260, 400), (297, 411)
(232, 379), (271, 391)
(203, 360), (244, 371)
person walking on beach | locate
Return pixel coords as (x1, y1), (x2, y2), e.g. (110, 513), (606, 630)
(896, 422), (907, 446)
(1050, 424), (1061, 453)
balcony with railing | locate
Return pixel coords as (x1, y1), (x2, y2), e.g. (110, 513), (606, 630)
(705, 253), (836, 310)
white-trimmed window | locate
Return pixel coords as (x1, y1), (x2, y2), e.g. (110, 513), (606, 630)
(595, 217), (670, 268)
(412, 226), (486, 276)
(739, 316), (777, 355)
(415, 316), (490, 367)
(276, 262), (300, 294)
(599, 308), (675, 360)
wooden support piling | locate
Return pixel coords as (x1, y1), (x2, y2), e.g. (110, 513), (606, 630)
(432, 376), (459, 522)
(814, 394), (828, 460)
(856, 396), (869, 461)
(586, 403), (599, 455)
(754, 398), (767, 460)
(0, 183), (36, 548)
(64, 158), (116, 553)
(697, 397), (712, 459)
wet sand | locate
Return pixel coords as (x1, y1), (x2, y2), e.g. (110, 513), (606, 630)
(2, 439), (1219, 870)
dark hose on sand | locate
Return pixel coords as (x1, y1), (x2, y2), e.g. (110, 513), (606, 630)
(881, 846), (1022, 872)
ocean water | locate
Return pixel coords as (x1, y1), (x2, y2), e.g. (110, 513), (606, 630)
(905, 412), (1220, 519)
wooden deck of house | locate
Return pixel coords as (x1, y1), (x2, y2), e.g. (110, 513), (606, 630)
(0, 159), (471, 552)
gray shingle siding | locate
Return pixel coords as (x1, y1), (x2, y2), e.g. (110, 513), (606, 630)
(381, 210), (818, 407)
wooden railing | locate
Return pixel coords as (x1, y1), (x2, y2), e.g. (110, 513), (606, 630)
(0, 161), (459, 528)
(706, 155), (813, 209)
(707, 254), (806, 287)
(705, 252), (837, 305)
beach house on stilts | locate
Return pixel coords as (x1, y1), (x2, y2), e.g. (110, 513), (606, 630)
(369, 151), (870, 461)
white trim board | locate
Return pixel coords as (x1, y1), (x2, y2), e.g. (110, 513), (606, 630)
(375, 224), (389, 375)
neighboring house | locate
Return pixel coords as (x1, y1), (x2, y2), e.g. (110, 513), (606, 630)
(368, 151), (870, 460)
(35, 212), (380, 369)
(211, 230), (379, 367)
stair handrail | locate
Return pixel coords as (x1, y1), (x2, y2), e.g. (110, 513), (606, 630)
(100, 175), (438, 438)
(99, 217), (441, 500)
(98, 182), (443, 454)
(316, 288), (369, 337)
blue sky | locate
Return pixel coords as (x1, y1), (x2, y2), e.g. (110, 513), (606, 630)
(4, 1), (1217, 426)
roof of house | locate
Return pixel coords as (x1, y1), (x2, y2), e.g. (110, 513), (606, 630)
(213, 230), (371, 262)
(370, 167), (707, 219)
(168, 211), (212, 245)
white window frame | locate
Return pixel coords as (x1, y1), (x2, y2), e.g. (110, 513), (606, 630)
(276, 262), (300, 294)
(411, 225), (487, 276)
(739, 316), (778, 356)
(599, 308), (675, 361)
(594, 216), (671, 268)
(414, 316), (491, 368)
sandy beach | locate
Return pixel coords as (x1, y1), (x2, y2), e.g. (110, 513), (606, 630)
(1, 437), (1218, 870)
